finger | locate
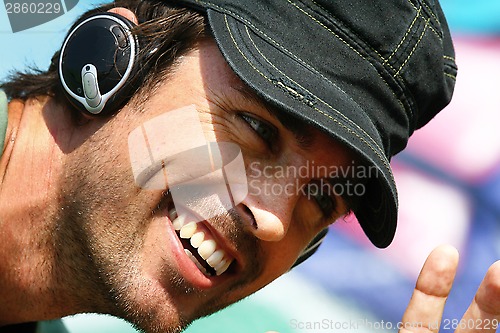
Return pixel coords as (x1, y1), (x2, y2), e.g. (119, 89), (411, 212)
(400, 245), (459, 333)
(455, 260), (500, 333)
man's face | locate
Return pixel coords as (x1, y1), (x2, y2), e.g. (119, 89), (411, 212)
(58, 41), (354, 333)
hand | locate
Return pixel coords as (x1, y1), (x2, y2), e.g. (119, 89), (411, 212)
(266, 245), (499, 333)
(400, 245), (500, 332)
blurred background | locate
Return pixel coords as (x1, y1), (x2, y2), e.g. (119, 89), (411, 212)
(1, 1), (499, 332)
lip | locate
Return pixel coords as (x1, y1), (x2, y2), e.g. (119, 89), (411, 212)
(162, 199), (242, 289)
(195, 215), (243, 270)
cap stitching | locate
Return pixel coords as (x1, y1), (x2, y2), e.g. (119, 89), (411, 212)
(201, 0), (401, 142)
(200, 0), (407, 119)
(242, 23), (389, 164)
(304, 0), (441, 76)
(286, 0), (406, 119)
(444, 65), (457, 80)
(427, 22), (442, 39)
(289, 0), (409, 121)
(197, 0), (443, 119)
(198, 1), (366, 95)
(229, 18), (394, 179)
(272, 78), (317, 107)
(307, 0), (442, 81)
(420, 0), (441, 30)
(443, 55), (455, 61)
(386, 6), (422, 62)
(443, 55), (458, 75)
(305, 0), (445, 128)
(304, 0), (442, 121)
(408, 0), (443, 39)
(239, 22), (396, 189)
(291, 0), (393, 71)
(202, 0), (397, 88)
(409, 0), (442, 38)
(395, 18), (430, 76)
(307, 0), (395, 72)
(444, 72), (456, 80)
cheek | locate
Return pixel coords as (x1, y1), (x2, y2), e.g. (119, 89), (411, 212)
(256, 233), (309, 282)
(229, 239), (303, 302)
(293, 196), (328, 234)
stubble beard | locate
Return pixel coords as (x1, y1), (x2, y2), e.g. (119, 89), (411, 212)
(52, 128), (264, 333)
(51, 137), (187, 332)
(53, 182), (257, 333)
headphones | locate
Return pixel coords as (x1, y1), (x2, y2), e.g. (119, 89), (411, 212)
(57, 11), (328, 267)
(291, 228), (328, 269)
(58, 12), (139, 116)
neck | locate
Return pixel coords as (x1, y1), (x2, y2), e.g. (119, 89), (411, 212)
(0, 97), (85, 325)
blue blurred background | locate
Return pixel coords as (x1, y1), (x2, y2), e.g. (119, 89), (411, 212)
(1, 1), (499, 332)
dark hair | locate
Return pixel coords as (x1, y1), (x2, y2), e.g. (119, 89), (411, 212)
(0, 0), (208, 109)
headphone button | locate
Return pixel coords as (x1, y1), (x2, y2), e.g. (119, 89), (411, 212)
(112, 25), (129, 48)
(83, 72), (99, 99)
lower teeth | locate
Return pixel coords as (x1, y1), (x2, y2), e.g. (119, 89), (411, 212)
(184, 249), (211, 276)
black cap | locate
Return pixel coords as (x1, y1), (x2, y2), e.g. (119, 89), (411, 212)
(177, 0), (457, 248)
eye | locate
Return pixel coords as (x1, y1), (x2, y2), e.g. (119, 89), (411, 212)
(306, 181), (336, 218)
(240, 113), (277, 147)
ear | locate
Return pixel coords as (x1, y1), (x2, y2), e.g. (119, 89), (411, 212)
(107, 7), (139, 25)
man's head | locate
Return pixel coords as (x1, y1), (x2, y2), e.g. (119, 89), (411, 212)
(0, 0), (456, 332)
(52, 0), (457, 247)
(56, 34), (358, 331)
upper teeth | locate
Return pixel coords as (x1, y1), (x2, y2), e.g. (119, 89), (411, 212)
(169, 208), (233, 276)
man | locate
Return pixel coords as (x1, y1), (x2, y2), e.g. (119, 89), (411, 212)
(0, 1), (498, 333)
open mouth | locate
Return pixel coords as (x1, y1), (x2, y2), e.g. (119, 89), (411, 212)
(165, 198), (235, 277)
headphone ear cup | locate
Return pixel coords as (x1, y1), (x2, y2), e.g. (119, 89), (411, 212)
(291, 228), (328, 269)
(58, 12), (139, 117)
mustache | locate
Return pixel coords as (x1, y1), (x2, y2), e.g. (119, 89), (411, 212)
(208, 207), (263, 292)
(155, 190), (263, 280)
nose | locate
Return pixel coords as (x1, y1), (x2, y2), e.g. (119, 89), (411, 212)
(238, 156), (311, 242)
(239, 191), (296, 242)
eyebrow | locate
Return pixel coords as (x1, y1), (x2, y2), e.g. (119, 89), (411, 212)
(232, 84), (315, 150)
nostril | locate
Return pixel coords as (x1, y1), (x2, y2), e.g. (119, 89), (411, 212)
(241, 205), (258, 229)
